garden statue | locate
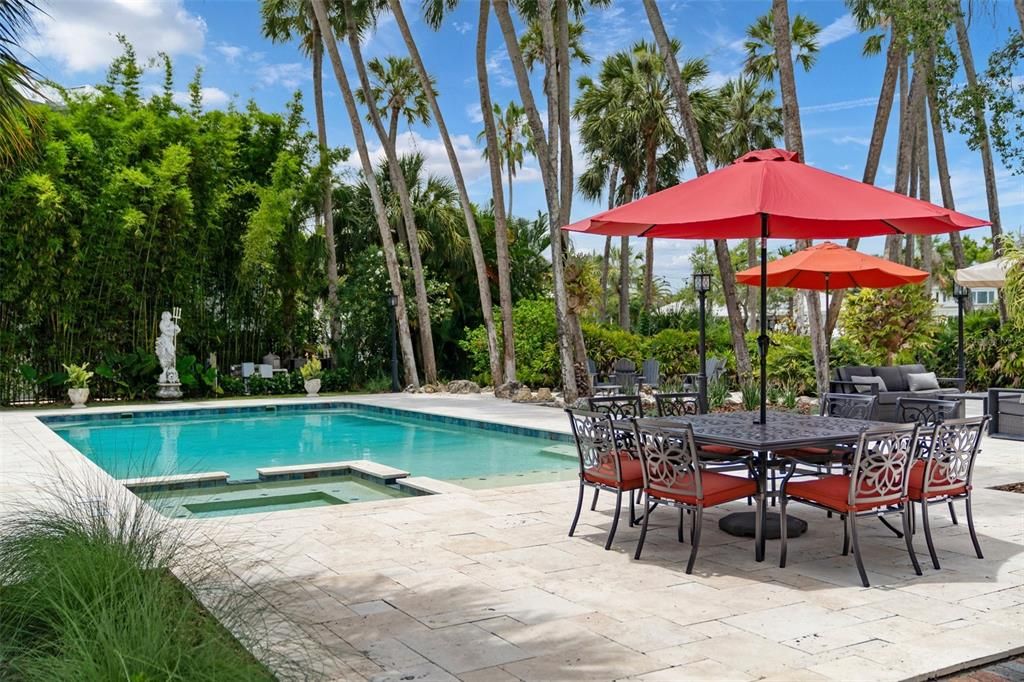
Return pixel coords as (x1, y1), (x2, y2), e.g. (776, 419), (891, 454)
(155, 307), (183, 399)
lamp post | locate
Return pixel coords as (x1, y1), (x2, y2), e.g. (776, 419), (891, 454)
(693, 272), (712, 413)
(954, 284), (968, 383)
(387, 293), (400, 392)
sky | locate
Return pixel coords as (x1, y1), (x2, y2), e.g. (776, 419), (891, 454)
(23, 0), (1024, 291)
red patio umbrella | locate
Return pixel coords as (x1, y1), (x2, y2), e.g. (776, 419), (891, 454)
(564, 149), (988, 424)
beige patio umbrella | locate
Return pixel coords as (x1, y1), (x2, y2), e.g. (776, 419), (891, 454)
(954, 257), (1009, 288)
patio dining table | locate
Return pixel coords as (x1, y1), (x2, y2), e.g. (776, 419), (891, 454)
(621, 410), (891, 562)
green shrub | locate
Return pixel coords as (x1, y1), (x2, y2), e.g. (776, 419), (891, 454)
(0, 479), (281, 680)
(461, 298), (559, 386)
(647, 328), (699, 381)
(582, 324), (648, 375)
(750, 332), (816, 396)
(320, 367), (350, 392)
(176, 355), (220, 397)
(94, 351), (160, 400)
(62, 362), (93, 389)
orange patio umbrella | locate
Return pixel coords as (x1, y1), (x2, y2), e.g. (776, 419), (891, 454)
(734, 240), (929, 313)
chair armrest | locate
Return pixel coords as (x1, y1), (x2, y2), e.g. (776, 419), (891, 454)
(937, 377), (966, 390)
(829, 380), (876, 395)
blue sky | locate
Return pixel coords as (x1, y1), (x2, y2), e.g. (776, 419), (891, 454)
(25, 0), (1024, 289)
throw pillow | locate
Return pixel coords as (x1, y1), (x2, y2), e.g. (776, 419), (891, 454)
(852, 376), (887, 394)
(907, 372), (940, 392)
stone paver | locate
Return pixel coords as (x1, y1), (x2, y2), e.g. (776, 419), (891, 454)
(2, 393), (1023, 681)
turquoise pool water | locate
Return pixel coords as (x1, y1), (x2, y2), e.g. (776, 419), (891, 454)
(49, 407), (576, 485)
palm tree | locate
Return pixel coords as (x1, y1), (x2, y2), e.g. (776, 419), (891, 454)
(387, 0), (507, 386)
(771, 0), (828, 397)
(355, 55), (432, 149)
(641, 0), (753, 380)
(1, 0), (43, 168)
(309, 0), (420, 387)
(745, 10), (821, 83)
(341, 0), (439, 385)
(576, 150), (618, 322)
(477, 101), (531, 218)
(475, 0), (516, 383)
(260, 0), (342, 348)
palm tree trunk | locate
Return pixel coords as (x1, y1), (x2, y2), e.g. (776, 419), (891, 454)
(746, 238), (758, 331)
(310, 0), (419, 387)
(772, 0), (827, 396)
(916, 95), (933, 293)
(827, 32), (902, 335)
(536, 0), (560, 196)
(599, 165), (618, 323)
(1015, 0), (1024, 35)
(888, 53), (926, 261)
(642, 0), (752, 379)
(953, 6), (1006, 320)
(507, 159), (514, 218)
(476, 0), (516, 383)
(619, 236), (631, 331)
(493, 0), (577, 399)
(310, 14), (341, 349)
(555, 0), (573, 223)
(343, 4), (438, 385)
(928, 76), (969, 309)
(388, 108), (399, 149)
(642, 133), (657, 315)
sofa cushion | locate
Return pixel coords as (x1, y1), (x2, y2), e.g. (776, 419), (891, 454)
(852, 376), (887, 394)
(901, 363), (926, 376)
(1000, 399), (1024, 417)
(839, 366), (873, 382)
(907, 372), (940, 392)
(873, 366), (907, 392)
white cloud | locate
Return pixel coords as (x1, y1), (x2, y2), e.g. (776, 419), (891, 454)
(801, 96), (877, 114)
(705, 69), (740, 89)
(215, 43), (245, 64)
(818, 14), (859, 48)
(28, 0), (206, 72)
(171, 86), (230, 109)
(486, 49), (515, 88)
(831, 135), (870, 147)
(452, 21), (472, 35)
(257, 62), (308, 88)
(466, 102), (484, 124)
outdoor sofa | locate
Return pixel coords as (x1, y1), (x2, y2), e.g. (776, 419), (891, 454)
(830, 364), (965, 422)
(988, 388), (1024, 440)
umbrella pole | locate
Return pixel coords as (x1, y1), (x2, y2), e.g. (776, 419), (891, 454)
(758, 214), (769, 425)
(824, 274), (831, 364)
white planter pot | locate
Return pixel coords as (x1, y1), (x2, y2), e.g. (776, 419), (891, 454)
(304, 378), (321, 397)
(68, 387), (90, 408)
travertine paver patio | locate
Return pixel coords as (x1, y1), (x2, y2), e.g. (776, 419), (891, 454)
(2, 394), (1023, 681)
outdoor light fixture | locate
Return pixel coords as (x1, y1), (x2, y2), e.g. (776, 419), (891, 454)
(954, 284), (969, 382)
(387, 293), (400, 392)
(693, 272), (711, 413)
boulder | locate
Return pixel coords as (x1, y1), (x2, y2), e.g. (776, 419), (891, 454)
(423, 384), (437, 394)
(512, 387), (534, 402)
(570, 397), (589, 410)
(495, 381), (523, 399)
(535, 387), (553, 402)
(447, 379), (481, 394)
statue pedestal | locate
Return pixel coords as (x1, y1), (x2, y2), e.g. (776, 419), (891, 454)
(156, 382), (183, 400)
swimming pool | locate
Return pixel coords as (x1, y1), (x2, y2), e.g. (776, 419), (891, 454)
(47, 405), (577, 487)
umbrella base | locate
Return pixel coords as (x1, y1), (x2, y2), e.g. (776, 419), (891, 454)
(719, 511), (808, 540)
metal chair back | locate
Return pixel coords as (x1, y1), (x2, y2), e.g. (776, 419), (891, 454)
(565, 408), (621, 481)
(820, 393), (878, 420)
(896, 397), (961, 426)
(588, 395), (644, 419)
(632, 422), (702, 500)
(655, 392), (702, 417)
(921, 416), (988, 498)
(847, 423), (920, 508)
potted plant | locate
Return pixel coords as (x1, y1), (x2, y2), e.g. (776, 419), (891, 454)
(300, 356), (322, 397)
(63, 362), (94, 408)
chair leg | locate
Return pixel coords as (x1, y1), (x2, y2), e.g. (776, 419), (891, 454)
(903, 503), (922, 576)
(966, 494), (984, 559)
(677, 507), (685, 543)
(634, 495), (651, 561)
(754, 493), (763, 562)
(947, 499), (959, 526)
(779, 496), (789, 568)
(921, 499), (940, 570)
(878, 513), (904, 538)
(605, 490), (622, 551)
(628, 490), (636, 527)
(590, 487), (600, 511)
(849, 513), (870, 588)
(569, 482), (584, 537)
(841, 514), (850, 556)
(686, 507), (703, 574)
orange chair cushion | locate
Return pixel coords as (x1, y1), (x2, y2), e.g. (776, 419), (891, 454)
(907, 460), (968, 500)
(700, 444), (748, 458)
(775, 446), (834, 460)
(648, 471), (756, 507)
(786, 474), (903, 512)
(583, 452), (643, 489)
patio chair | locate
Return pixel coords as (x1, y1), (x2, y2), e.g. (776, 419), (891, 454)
(612, 358), (639, 394)
(566, 408), (642, 550)
(896, 397), (961, 427)
(775, 393), (878, 464)
(778, 423), (923, 587)
(587, 358), (620, 396)
(640, 358), (660, 390)
(654, 392), (700, 417)
(588, 394), (644, 419)
(908, 416), (989, 570)
(632, 421), (758, 573)
(682, 357), (725, 392)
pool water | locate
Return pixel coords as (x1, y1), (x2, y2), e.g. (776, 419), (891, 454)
(50, 407), (577, 485)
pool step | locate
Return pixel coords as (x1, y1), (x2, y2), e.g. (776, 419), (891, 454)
(541, 444), (578, 459)
(120, 471), (229, 494)
(257, 459), (409, 486)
